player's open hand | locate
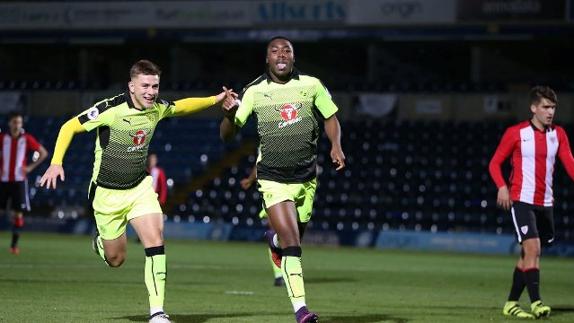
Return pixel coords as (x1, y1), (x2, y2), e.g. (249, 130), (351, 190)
(331, 145), (346, 171)
(496, 186), (512, 210)
(40, 164), (65, 189)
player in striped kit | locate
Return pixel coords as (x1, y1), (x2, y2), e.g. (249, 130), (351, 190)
(489, 86), (574, 319)
(0, 111), (48, 254)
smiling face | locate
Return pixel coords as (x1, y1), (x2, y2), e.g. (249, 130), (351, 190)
(266, 38), (295, 83)
(129, 73), (159, 110)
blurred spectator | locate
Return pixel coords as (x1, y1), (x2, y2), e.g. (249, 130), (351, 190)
(147, 152), (167, 207)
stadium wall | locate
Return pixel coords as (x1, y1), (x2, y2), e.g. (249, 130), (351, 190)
(8, 90), (574, 122)
(4, 217), (574, 257)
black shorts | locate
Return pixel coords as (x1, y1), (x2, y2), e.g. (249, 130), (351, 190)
(510, 201), (554, 245)
(0, 181), (30, 212)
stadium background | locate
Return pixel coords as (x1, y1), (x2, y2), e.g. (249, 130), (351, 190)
(1, 1), (574, 322)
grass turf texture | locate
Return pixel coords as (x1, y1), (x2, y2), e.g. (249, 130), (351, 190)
(1, 233), (573, 323)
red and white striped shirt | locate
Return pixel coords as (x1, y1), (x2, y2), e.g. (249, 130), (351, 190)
(0, 131), (41, 182)
(489, 120), (574, 207)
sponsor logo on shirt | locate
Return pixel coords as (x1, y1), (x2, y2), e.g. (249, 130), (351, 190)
(277, 103), (302, 129)
(128, 129), (147, 152)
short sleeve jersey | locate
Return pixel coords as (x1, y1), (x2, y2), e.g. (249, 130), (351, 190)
(234, 70), (338, 183)
(77, 92), (175, 189)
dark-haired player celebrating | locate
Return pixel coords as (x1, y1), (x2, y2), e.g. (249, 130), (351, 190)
(40, 59), (235, 323)
(489, 86), (574, 319)
(220, 36), (345, 323)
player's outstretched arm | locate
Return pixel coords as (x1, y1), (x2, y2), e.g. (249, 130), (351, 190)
(40, 117), (85, 189)
(173, 87), (237, 116)
(324, 114), (345, 171)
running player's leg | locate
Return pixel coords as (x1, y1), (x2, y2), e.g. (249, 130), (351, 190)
(91, 184), (129, 267)
(261, 208), (284, 285)
(267, 202), (308, 311)
(267, 202), (317, 323)
(130, 213), (167, 320)
(261, 179), (318, 323)
(127, 176), (169, 322)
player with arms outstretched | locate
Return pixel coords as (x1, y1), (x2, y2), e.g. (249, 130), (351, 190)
(40, 60), (235, 323)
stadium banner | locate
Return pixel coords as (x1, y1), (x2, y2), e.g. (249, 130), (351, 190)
(415, 99), (443, 114)
(356, 93), (398, 117)
(228, 226), (268, 242)
(253, 0), (347, 25)
(302, 230), (341, 246)
(348, 0), (456, 25)
(457, 0), (567, 22)
(544, 242), (574, 257)
(375, 230), (516, 254)
(0, 91), (24, 113)
(0, 1), (251, 30)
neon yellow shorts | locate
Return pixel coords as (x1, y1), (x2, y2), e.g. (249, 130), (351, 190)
(91, 176), (162, 240)
(257, 178), (317, 223)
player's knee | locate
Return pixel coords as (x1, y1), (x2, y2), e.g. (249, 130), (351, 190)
(523, 245), (541, 258)
(106, 252), (126, 267)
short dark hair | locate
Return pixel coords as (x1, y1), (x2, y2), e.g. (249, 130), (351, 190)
(8, 110), (23, 122)
(267, 36), (293, 48)
(130, 60), (161, 79)
(530, 86), (557, 105)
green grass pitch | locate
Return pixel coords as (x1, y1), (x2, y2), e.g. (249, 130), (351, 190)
(1, 232), (573, 322)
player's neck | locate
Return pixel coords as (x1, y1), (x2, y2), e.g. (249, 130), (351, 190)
(10, 129), (21, 137)
(129, 93), (146, 110)
(268, 70), (291, 84)
(530, 117), (546, 131)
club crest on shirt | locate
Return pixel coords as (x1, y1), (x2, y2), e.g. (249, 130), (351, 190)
(87, 107), (99, 120)
(128, 129), (148, 152)
(277, 103), (302, 129)
(521, 225), (528, 235)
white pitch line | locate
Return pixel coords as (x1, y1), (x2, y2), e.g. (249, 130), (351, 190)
(224, 290), (255, 296)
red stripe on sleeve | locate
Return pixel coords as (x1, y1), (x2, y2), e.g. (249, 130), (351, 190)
(557, 126), (574, 181)
(489, 127), (517, 189)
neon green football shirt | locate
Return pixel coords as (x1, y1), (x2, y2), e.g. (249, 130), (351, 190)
(234, 70), (338, 183)
(77, 92), (175, 189)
